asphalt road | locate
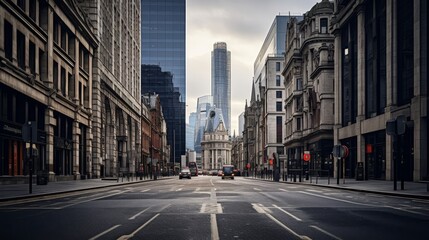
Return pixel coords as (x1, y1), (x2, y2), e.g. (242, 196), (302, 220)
(1, 176), (429, 240)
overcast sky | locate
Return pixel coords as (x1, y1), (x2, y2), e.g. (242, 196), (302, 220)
(186, 0), (320, 135)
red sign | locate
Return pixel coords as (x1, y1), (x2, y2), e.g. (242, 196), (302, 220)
(246, 163), (250, 169)
(366, 144), (373, 154)
(303, 151), (310, 161)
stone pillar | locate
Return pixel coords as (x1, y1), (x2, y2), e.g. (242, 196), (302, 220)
(73, 121), (80, 179)
(45, 3), (54, 88)
(45, 107), (56, 180)
(333, 30), (342, 144)
(355, 7), (366, 175)
(87, 123), (93, 179)
(0, 16), (4, 57)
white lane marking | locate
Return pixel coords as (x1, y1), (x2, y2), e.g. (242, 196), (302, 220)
(310, 225), (343, 240)
(272, 204), (302, 221)
(211, 213), (220, 240)
(194, 187), (201, 192)
(253, 188), (261, 191)
(265, 213), (311, 240)
(300, 191), (429, 216)
(200, 203), (206, 213)
(279, 188), (289, 192)
(298, 191), (375, 207)
(89, 224), (121, 240)
(217, 203), (223, 214)
(60, 190), (132, 209)
(258, 203), (272, 214)
(129, 207), (150, 220)
(140, 189), (150, 193)
(252, 203), (267, 214)
(210, 178), (215, 186)
(306, 189), (323, 193)
(117, 214), (160, 240)
(176, 188), (182, 192)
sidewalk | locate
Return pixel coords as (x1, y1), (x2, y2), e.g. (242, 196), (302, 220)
(0, 176), (170, 202)
(247, 175), (429, 200)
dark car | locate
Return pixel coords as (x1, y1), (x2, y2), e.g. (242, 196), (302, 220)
(179, 169), (191, 179)
(222, 165), (235, 180)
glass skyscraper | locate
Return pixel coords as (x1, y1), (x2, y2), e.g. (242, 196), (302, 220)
(141, 0), (186, 164)
(211, 42), (231, 135)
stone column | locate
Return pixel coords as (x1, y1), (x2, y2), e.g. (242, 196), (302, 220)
(0, 16), (4, 57)
(73, 121), (81, 179)
(355, 6), (366, 173)
(45, 107), (56, 180)
(45, 3), (54, 88)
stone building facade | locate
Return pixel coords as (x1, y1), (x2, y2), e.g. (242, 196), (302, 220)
(78, 0), (141, 178)
(283, 0), (335, 177)
(201, 107), (231, 170)
(332, 0), (428, 181)
(231, 135), (244, 173)
(0, 0), (97, 182)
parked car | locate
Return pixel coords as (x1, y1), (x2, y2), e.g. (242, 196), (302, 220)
(179, 169), (191, 179)
(217, 170), (223, 177)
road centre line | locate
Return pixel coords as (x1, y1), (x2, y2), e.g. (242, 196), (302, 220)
(279, 188), (289, 192)
(89, 224), (121, 240)
(253, 188), (262, 191)
(117, 214), (160, 240)
(140, 189), (150, 193)
(310, 225), (343, 240)
(176, 188), (182, 191)
(129, 207), (150, 220)
(210, 213), (220, 240)
(272, 204), (302, 221)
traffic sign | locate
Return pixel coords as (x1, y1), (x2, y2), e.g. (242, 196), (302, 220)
(303, 151), (310, 161)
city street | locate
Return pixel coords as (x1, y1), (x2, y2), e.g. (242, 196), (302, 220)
(1, 176), (429, 240)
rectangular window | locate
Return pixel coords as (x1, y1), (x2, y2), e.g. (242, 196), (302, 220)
(68, 73), (74, 98)
(397, 0), (414, 105)
(60, 67), (66, 96)
(61, 26), (67, 51)
(276, 91), (282, 98)
(320, 18), (328, 34)
(17, 30), (26, 70)
(29, 41), (36, 74)
(17, 0), (25, 11)
(276, 75), (281, 86)
(4, 20), (13, 61)
(296, 117), (302, 131)
(29, 0), (36, 21)
(53, 61), (58, 90)
(365, 0), (386, 118)
(276, 62), (281, 71)
(296, 78), (303, 91)
(276, 116), (282, 143)
(79, 82), (83, 105)
(276, 102), (282, 112)
(54, 17), (59, 43)
(39, 48), (46, 81)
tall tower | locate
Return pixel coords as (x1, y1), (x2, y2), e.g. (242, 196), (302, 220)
(141, 0), (186, 165)
(211, 42), (231, 135)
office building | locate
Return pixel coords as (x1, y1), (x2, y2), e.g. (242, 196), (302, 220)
(194, 95), (213, 154)
(252, 15), (301, 171)
(141, 0), (186, 165)
(332, 0), (428, 181)
(211, 42), (231, 135)
(141, 65), (185, 165)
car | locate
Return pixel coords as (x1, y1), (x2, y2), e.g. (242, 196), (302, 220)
(179, 169), (191, 179)
(222, 165), (234, 180)
(217, 170), (223, 176)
